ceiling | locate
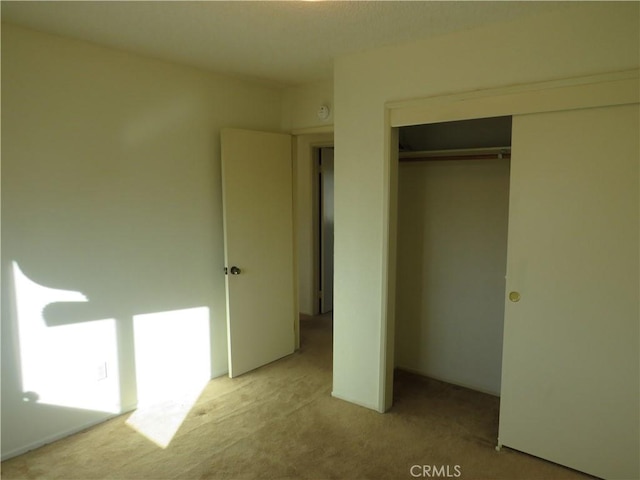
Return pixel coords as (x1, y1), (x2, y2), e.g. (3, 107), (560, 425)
(1, 1), (577, 87)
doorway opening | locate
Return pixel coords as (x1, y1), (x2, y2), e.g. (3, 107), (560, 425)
(318, 147), (334, 314)
(294, 132), (333, 352)
(296, 143), (334, 367)
(394, 116), (512, 397)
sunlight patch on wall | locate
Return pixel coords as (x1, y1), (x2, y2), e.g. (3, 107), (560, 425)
(13, 262), (121, 414)
(126, 307), (211, 448)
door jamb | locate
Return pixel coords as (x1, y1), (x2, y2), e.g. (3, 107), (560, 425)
(293, 132), (334, 349)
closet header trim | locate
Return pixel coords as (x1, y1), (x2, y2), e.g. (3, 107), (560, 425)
(387, 69), (639, 128)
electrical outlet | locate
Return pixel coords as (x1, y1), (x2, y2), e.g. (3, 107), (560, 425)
(97, 362), (108, 381)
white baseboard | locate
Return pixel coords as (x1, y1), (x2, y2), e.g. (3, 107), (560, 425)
(331, 391), (382, 412)
(1, 404), (137, 461)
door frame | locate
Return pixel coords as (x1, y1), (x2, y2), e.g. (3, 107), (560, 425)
(293, 132), (333, 348)
(380, 69), (639, 411)
(318, 146), (335, 314)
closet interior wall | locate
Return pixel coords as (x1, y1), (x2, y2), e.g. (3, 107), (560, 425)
(395, 116), (511, 396)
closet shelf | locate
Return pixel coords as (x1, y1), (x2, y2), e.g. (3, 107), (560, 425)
(399, 146), (511, 162)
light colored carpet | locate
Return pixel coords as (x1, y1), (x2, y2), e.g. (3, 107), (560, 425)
(2, 314), (594, 479)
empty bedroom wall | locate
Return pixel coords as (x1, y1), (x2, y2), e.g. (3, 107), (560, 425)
(1, 23), (283, 458)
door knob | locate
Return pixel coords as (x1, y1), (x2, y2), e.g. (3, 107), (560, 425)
(508, 291), (521, 303)
(229, 266), (241, 275)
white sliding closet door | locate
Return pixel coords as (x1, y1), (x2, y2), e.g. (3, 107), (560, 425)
(499, 104), (639, 479)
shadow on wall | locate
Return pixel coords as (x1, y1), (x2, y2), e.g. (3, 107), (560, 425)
(0, 57), (230, 456)
(0, 22), (277, 460)
(5, 261), (214, 450)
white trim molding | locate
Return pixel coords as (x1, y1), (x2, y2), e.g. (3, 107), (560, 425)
(387, 69), (639, 127)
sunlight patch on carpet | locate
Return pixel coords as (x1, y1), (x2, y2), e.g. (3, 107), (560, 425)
(126, 307), (211, 448)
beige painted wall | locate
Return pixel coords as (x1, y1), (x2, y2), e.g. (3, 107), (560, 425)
(332, 2), (639, 412)
(1, 24), (283, 459)
(282, 80), (333, 132)
(395, 158), (509, 396)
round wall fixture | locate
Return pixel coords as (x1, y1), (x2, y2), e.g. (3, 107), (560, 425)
(317, 105), (330, 120)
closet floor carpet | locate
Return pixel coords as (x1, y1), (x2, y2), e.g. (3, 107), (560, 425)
(2, 314), (594, 480)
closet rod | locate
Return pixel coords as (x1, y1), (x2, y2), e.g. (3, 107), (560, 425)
(399, 146), (511, 162)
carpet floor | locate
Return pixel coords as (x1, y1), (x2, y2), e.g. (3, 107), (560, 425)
(2, 313), (594, 480)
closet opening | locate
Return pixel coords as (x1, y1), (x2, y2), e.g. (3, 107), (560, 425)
(394, 116), (512, 397)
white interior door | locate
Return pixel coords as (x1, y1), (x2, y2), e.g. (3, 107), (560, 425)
(221, 128), (295, 378)
(499, 104), (639, 479)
